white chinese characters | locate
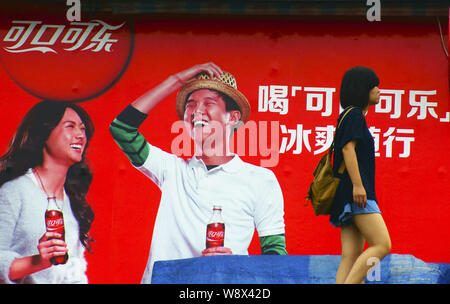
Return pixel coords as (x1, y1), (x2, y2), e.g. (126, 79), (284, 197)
(257, 84), (449, 123)
(257, 84), (447, 159)
(3, 20), (125, 54)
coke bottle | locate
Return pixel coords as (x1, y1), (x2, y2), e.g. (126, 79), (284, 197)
(45, 195), (68, 265)
(206, 205), (225, 248)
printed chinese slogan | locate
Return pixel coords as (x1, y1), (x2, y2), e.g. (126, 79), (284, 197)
(258, 85), (447, 162)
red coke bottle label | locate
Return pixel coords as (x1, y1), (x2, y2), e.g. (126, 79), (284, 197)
(45, 210), (65, 234)
(206, 223), (225, 248)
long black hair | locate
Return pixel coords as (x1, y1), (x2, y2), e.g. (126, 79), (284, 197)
(340, 66), (380, 110)
(0, 100), (95, 252)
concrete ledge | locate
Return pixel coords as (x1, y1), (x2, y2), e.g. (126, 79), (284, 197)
(152, 254), (450, 284)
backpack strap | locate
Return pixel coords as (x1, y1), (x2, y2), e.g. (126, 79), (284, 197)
(337, 156), (346, 174)
(334, 106), (356, 174)
(337, 106), (356, 129)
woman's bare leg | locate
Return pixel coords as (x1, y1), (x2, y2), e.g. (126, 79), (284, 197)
(343, 213), (391, 284)
(336, 223), (365, 284)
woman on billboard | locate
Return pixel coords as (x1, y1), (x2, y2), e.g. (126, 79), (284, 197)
(330, 67), (391, 284)
(0, 100), (95, 283)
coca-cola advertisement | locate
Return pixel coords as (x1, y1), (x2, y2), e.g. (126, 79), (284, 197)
(0, 0), (448, 287)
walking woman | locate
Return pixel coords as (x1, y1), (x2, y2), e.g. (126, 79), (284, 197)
(0, 100), (95, 283)
(330, 67), (391, 284)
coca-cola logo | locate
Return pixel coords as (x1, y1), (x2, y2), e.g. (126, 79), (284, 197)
(0, 5), (133, 102)
(3, 20), (125, 54)
(207, 230), (224, 241)
(46, 217), (64, 228)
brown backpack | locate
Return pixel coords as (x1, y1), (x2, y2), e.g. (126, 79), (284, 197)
(306, 107), (355, 215)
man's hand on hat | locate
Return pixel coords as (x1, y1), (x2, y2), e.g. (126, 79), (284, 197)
(174, 62), (223, 85)
(201, 246), (233, 256)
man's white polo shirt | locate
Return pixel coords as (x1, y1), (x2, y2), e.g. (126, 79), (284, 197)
(137, 143), (285, 283)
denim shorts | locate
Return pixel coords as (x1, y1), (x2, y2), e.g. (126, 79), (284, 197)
(330, 199), (381, 228)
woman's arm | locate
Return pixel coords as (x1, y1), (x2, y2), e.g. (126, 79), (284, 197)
(342, 140), (367, 208)
(8, 232), (67, 281)
(9, 255), (49, 281)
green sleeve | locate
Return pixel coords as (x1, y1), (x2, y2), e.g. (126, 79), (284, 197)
(260, 234), (287, 255)
(109, 106), (150, 167)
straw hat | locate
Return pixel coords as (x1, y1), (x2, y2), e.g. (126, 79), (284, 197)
(175, 71), (251, 124)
